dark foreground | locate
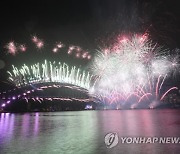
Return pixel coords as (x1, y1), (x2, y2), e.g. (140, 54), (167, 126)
(0, 109), (180, 154)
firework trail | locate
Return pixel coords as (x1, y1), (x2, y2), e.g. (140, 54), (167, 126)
(130, 74), (178, 109)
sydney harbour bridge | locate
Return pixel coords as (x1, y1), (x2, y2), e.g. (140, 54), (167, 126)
(0, 60), (97, 111)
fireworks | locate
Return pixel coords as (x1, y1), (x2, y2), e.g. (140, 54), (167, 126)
(36, 40), (44, 49)
(2, 38), (94, 107)
(5, 42), (27, 55)
(67, 45), (91, 60)
(5, 41), (17, 55)
(19, 44), (27, 52)
(57, 42), (64, 48)
(32, 36), (38, 43)
(53, 48), (58, 53)
(2, 33), (180, 109)
(90, 35), (179, 107)
(32, 35), (44, 49)
(7, 60), (93, 90)
(52, 42), (65, 53)
(4, 35), (92, 60)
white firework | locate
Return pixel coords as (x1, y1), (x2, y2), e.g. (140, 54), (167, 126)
(7, 60), (93, 90)
(90, 35), (179, 104)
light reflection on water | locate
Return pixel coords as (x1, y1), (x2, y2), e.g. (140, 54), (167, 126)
(0, 110), (180, 154)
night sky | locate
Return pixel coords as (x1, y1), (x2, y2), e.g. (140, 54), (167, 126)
(0, 0), (180, 90)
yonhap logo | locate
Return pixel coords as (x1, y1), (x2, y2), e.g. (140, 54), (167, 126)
(104, 132), (119, 148)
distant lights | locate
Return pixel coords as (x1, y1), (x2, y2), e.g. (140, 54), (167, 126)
(1, 104), (6, 107)
(12, 96), (16, 100)
(27, 91), (31, 94)
(85, 105), (93, 110)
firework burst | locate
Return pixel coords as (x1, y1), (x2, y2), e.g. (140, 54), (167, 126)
(90, 34), (179, 107)
(19, 44), (27, 52)
(52, 42), (65, 53)
(5, 41), (17, 55)
(31, 35), (44, 49)
(67, 45), (91, 60)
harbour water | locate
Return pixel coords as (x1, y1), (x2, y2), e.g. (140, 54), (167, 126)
(0, 109), (180, 154)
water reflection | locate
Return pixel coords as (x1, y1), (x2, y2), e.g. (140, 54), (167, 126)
(34, 113), (39, 136)
(0, 113), (15, 144)
(0, 110), (180, 154)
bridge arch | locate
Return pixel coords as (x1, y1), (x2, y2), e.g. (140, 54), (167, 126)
(1, 60), (97, 110)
